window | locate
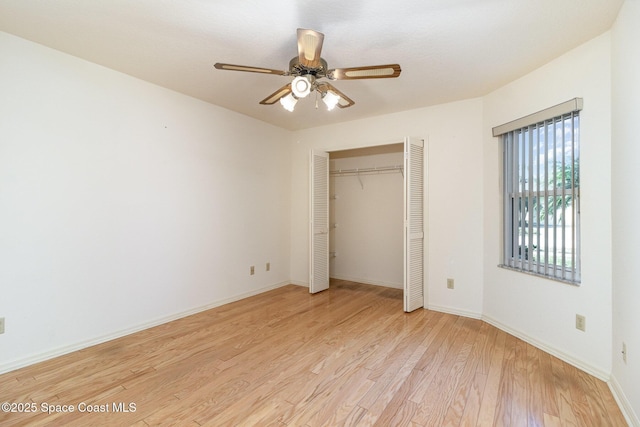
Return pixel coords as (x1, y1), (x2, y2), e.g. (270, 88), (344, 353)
(494, 99), (581, 284)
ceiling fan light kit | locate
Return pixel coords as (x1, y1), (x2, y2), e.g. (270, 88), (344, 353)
(214, 28), (401, 113)
(280, 93), (298, 112)
(322, 91), (341, 111)
(291, 75), (312, 98)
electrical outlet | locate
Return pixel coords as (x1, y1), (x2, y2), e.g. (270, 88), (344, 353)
(575, 314), (586, 332)
(0, 317), (5, 334)
(250, 266), (255, 275)
(447, 278), (454, 289)
(622, 342), (627, 363)
(266, 262), (270, 272)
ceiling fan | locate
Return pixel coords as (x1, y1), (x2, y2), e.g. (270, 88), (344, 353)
(214, 28), (401, 112)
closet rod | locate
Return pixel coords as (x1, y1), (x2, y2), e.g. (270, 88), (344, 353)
(329, 165), (403, 176)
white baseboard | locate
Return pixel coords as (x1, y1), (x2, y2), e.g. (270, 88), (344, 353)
(289, 280), (308, 287)
(430, 308), (639, 423)
(427, 304), (483, 320)
(428, 308), (613, 383)
(289, 278), (402, 290)
(609, 375), (640, 426)
(482, 314), (610, 381)
(5, 280), (634, 426)
(0, 281), (291, 375)
(445, 310), (635, 422)
(330, 275), (402, 289)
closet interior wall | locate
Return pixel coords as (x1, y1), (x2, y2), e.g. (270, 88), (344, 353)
(329, 145), (404, 289)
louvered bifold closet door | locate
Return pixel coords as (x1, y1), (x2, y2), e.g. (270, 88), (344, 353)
(404, 137), (425, 312)
(309, 150), (330, 293)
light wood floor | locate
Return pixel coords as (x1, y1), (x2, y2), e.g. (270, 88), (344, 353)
(0, 280), (627, 426)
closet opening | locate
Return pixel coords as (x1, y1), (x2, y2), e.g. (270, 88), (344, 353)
(309, 137), (425, 312)
(328, 143), (405, 290)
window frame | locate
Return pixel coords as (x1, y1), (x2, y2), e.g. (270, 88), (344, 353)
(494, 99), (582, 285)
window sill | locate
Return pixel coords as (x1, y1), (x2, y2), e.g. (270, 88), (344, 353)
(498, 264), (581, 286)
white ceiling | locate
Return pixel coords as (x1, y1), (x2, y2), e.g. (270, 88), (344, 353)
(0, 0), (623, 131)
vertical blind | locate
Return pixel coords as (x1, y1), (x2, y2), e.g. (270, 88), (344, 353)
(493, 99), (582, 284)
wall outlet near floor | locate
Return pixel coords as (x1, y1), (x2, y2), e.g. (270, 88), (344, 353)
(622, 342), (627, 363)
(0, 317), (4, 334)
(575, 314), (586, 332)
(250, 266), (255, 275)
(266, 262), (270, 272)
(447, 278), (454, 289)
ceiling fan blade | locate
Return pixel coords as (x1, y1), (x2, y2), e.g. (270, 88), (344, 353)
(318, 82), (355, 108)
(328, 64), (401, 80)
(214, 63), (287, 76)
(297, 28), (325, 68)
(259, 84), (292, 105)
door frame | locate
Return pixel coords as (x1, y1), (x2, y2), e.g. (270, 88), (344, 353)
(308, 137), (428, 308)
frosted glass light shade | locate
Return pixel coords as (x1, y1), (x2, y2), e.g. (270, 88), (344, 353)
(280, 93), (298, 112)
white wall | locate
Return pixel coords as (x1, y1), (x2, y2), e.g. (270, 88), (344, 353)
(3, 11), (637, 421)
(330, 151), (404, 288)
(611, 1), (640, 423)
(0, 32), (291, 372)
(482, 32), (613, 378)
(290, 99), (485, 317)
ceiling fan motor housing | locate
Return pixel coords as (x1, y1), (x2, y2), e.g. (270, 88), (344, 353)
(289, 57), (329, 78)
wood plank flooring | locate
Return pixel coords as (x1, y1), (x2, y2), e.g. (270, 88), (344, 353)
(0, 280), (627, 426)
